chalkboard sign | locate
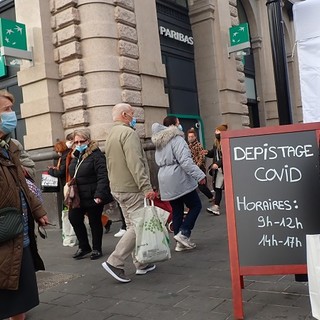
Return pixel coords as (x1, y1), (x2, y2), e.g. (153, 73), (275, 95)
(221, 123), (320, 319)
(230, 130), (320, 266)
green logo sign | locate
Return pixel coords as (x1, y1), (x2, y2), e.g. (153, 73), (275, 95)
(0, 18), (27, 50)
(229, 23), (250, 47)
(0, 55), (6, 77)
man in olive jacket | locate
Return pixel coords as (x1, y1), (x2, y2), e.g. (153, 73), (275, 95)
(102, 103), (156, 283)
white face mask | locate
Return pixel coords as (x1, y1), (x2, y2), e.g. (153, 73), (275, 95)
(66, 141), (73, 149)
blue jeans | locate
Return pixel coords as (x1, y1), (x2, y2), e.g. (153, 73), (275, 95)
(169, 189), (202, 238)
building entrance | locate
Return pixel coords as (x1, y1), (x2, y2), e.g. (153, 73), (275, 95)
(156, 1), (203, 138)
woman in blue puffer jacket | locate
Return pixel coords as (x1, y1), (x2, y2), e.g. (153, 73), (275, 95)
(151, 116), (206, 252)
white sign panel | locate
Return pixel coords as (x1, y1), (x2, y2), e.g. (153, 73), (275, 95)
(293, 0), (320, 123)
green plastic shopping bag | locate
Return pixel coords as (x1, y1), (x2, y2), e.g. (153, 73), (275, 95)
(131, 199), (171, 264)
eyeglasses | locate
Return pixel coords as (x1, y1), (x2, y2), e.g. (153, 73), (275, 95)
(38, 222), (56, 239)
(74, 140), (87, 144)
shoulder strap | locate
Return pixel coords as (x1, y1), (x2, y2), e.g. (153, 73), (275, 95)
(56, 157), (62, 170)
(216, 150), (220, 162)
(74, 158), (85, 178)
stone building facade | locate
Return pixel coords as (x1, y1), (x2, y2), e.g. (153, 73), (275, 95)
(0, 0), (301, 222)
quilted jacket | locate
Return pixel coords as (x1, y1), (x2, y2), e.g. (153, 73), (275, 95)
(69, 141), (113, 207)
(151, 124), (205, 201)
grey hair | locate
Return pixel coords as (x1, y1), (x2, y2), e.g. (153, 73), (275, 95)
(112, 103), (132, 121)
(73, 128), (91, 141)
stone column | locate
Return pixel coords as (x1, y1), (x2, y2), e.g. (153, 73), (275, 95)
(14, 0), (67, 226)
(134, 0), (168, 138)
(134, 0), (168, 188)
(252, 0), (278, 126)
(51, 0), (88, 137)
(189, 0), (248, 145)
(76, 0), (122, 141)
(15, 0), (63, 149)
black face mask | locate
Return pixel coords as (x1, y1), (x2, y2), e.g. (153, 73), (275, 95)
(215, 133), (221, 140)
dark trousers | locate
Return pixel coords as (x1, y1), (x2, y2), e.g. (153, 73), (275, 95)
(69, 204), (104, 252)
(169, 189), (202, 238)
(214, 187), (222, 206)
(198, 177), (214, 199)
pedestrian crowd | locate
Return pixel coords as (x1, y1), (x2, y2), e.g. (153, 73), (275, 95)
(0, 90), (227, 319)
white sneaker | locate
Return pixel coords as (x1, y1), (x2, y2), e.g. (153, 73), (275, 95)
(114, 229), (126, 237)
(174, 231), (196, 249)
(206, 205), (220, 215)
(136, 264), (156, 275)
(175, 242), (196, 252)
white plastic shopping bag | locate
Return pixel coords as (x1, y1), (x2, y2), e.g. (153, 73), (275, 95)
(61, 209), (78, 247)
(306, 234), (320, 319)
(131, 199), (171, 264)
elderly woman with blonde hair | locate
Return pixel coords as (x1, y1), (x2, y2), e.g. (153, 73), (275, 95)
(0, 90), (48, 320)
(68, 129), (113, 260)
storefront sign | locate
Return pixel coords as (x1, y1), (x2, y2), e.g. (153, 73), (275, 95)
(228, 23), (250, 55)
(222, 122), (320, 319)
(0, 18), (33, 66)
(0, 18), (27, 50)
(0, 55), (6, 77)
(159, 26), (193, 45)
(229, 23), (250, 47)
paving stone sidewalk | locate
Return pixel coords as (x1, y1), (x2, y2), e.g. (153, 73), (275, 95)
(25, 196), (314, 320)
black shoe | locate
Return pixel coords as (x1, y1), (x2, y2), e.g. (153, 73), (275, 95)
(73, 248), (91, 260)
(104, 220), (112, 234)
(90, 250), (102, 260)
(101, 262), (131, 283)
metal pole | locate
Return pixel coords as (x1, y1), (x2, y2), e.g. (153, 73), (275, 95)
(266, 0), (292, 125)
(267, 0), (306, 282)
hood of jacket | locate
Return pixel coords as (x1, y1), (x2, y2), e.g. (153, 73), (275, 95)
(74, 140), (99, 160)
(151, 123), (184, 149)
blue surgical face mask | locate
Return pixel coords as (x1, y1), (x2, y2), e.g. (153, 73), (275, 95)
(76, 144), (88, 153)
(0, 111), (17, 135)
(129, 117), (137, 128)
(177, 124), (183, 131)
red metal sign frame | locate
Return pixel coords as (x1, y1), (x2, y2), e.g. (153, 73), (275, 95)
(221, 122), (320, 319)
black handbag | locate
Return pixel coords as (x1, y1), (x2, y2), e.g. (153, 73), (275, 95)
(0, 207), (23, 243)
